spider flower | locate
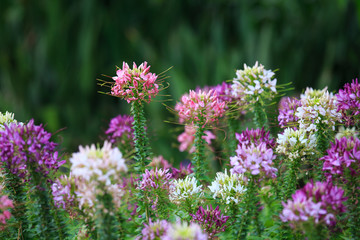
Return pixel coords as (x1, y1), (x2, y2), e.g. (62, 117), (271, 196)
(0, 111), (17, 131)
(296, 87), (341, 132)
(105, 114), (134, 144)
(175, 89), (226, 126)
(171, 162), (194, 179)
(231, 61), (277, 104)
(208, 169), (247, 205)
(0, 120), (65, 178)
(320, 136), (360, 179)
(235, 127), (275, 149)
(280, 181), (347, 227)
(149, 155), (172, 170)
(178, 125), (216, 153)
(169, 176), (203, 204)
(0, 190), (13, 229)
(163, 221), (208, 240)
(230, 142), (277, 179)
(111, 61), (159, 103)
(336, 78), (360, 126)
(335, 126), (358, 140)
(138, 168), (172, 191)
(276, 128), (317, 161)
(138, 219), (171, 240)
(278, 97), (301, 128)
(51, 174), (78, 217)
(190, 205), (229, 239)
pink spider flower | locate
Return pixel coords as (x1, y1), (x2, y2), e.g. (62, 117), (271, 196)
(320, 136), (360, 180)
(175, 89), (226, 126)
(111, 61), (159, 103)
(178, 125), (216, 153)
(235, 127), (275, 149)
(280, 181), (347, 228)
(0, 192), (13, 229)
(278, 97), (301, 128)
(138, 168), (172, 191)
(336, 78), (360, 126)
(230, 142), (277, 179)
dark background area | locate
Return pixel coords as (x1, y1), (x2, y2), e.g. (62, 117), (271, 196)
(1, 0), (360, 163)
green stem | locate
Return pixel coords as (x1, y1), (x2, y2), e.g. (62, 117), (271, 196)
(131, 101), (152, 174)
(192, 122), (207, 182)
(283, 157), (300, 201)
(253, 101), (269, 131)
(95, 191), (119, 239)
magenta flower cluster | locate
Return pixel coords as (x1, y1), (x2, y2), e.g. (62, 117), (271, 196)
(190, 205), (229, 239)
(51, 175), (77, 217)
(138, 219), (171, 240)
(105, 114), (134, 144)
(278, 97), (301, 128)
(138, 168), (172, 191)
(280, 181), (347, 227)
(235, 127), (276, 149)
(336, 78), (360, 126)
(171, 162), (194, 179)
(321, 136), (360, 179)
(176, 89), (226, 126)
(111, 61), (159, 103)
(0, 120), (65, 178)
(212, 82), (234, 104)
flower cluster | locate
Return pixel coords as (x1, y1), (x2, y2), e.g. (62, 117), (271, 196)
(138, 168), (172, 191)
(149, 155), (172, 170)
(163, 221), (208, 240)
(0, 120), (65, 178)
(280, 181), (347, 227)
(175, 89), (226, 126)
(138, 219), (171, 240)
(278, 97), (301, 128)
(296, 87), (341, 132)
(230, 142), (277, 179)
(0, 111), (17, 131)
(171, 162), (194, 179)
(212, 82), (235, 104)
(51, 174), (78, 217)
(105, 114), (134, 144)
(335, 126), (358, 140)
(276, 128), (317, 161)
(169, 176), (203, 204)
(0, 191), (13, 230)
(111, 61), (159, 103)
(336, 79), (360, 126)
(231, 61), (277, 104)
(69, 141), (127, 215)
(208, 169), (247, 205)
(178, 125), (216, 153)
(190, 205), (229, 239)
(235, 127), (275, 148)
(320, 136), (360, 179)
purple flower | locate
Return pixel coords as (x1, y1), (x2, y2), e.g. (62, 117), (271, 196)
(51, 174), (78, 217)
(278, 97), (301, 128)
(138, 219), (171, 240)
(336, 78), (360, 126)
(235, 127), (275, 149)
(190, 205), (229, 239)
(171, 162), (194, 179)
(105, 114), (134, 144)
(0, 120), (65, 179)
(212, 82), (234, 103)
(280, 180), (347, 228)
(320, 136), (360, 180)
(138, 168), (172, 191)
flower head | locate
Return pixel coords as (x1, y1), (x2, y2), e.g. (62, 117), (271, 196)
(320, 136), (360, 179)
(163, 221), (207, 240)
(335, 126), (358, 140)
(105, 114), (134, 144)
(276, 128), (317, 161)
(235, 127), (275, 149)
(0, 120), (65, 178)
(175, 89), (226, 126)
(278, 97), (301, 128)
(0, 111), (17, 131)
(336, 79), (360, 126)
(51, 174), (78, 217)
(296, 87), (341, 132)
(190, 205), (229, 239)
(280, 181), (347, 227)
(171, 162), (194, 179)
(208, 169), (247, 205)
(138, 219), (171, 240)
(149, 155), (172, 170)
(111, 61), (159, 103)
(169, 176), (203, 204)
(138, 168), (172, 191)
(231, 61), (277, 104)
(0, 187), (13, 230)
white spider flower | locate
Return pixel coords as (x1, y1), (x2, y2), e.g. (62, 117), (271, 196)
(335, 126), (358, 139)
(169, 176), (203, 204)
(70, 141), (127, 185)
(231, 61), (277, 104)
(276, 128), (317, 161)
(0, 111), (17, 130)
(208, 169), (247, 205)
(296, 87), (341, 132)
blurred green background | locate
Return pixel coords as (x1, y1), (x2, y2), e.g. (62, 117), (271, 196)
(1, 0), (360, 162)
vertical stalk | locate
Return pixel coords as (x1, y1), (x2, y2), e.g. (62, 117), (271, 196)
(253, 101), (269, 131)
(95, 191), (119, 239)
(131, 101), (151, 174)
(192, 122), (207, 182)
